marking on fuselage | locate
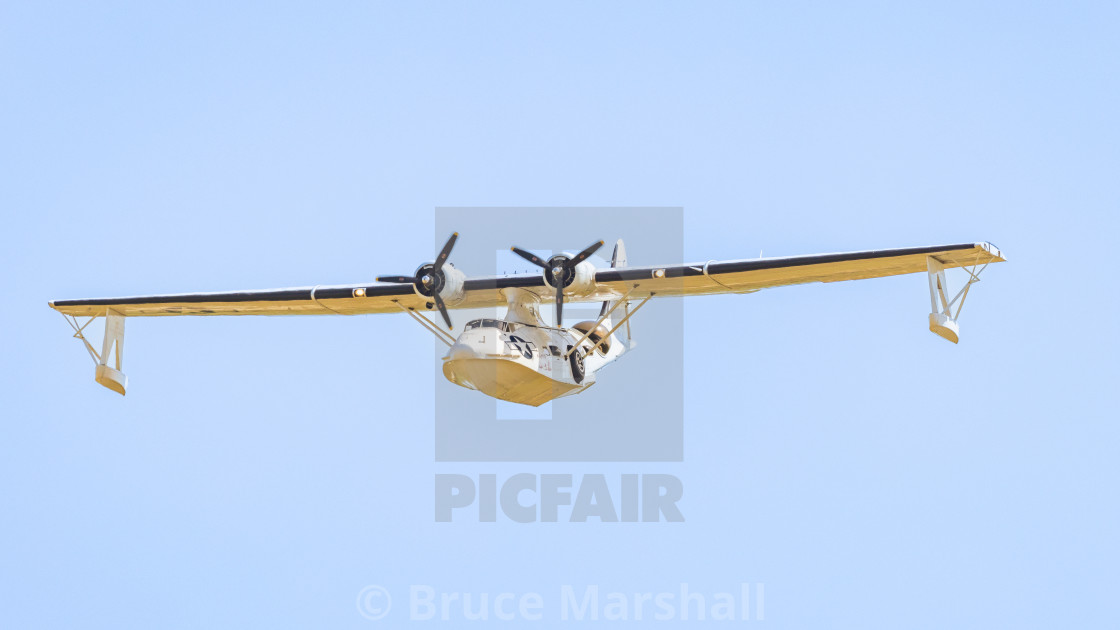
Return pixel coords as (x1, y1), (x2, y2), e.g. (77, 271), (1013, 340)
(505, 334), (536, 360)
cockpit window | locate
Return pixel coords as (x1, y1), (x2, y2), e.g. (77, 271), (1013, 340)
(464, 319), (518, 332)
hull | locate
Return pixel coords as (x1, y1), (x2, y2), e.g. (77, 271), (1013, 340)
(443, 358), (582, 407)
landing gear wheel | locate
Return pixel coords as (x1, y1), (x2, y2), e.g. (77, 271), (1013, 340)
(570, 350), (585, 384)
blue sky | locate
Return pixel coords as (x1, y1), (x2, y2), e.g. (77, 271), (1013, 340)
(2, 2), (1117, 628)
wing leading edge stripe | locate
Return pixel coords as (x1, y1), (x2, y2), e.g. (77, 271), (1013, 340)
(50, 244), (994, 309)
(50, 275), (547, 309)
(50, 284), (412, 307)
(592, 243), (983, 282)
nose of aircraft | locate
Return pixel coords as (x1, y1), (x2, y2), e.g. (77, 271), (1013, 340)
(445, 342), (477, 361)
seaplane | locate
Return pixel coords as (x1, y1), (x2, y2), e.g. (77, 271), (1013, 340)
(49, 234), (1005, 405)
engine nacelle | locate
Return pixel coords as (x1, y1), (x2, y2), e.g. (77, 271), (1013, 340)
(545, 259), (597, 297)
(438, 263), (466, 305)
(411, 262), (467, 305)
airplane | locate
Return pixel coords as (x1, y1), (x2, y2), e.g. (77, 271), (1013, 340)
(49, 234), (1005, 405)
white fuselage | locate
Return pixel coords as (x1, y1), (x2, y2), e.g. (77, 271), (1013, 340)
(440, 288), (627, 406)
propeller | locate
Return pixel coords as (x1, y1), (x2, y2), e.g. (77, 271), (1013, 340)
(377, 232), (459, 329)
(511, 239), (603, 326)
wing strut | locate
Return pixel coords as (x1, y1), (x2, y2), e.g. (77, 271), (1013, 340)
(567, 287), (635, 355)
(60, 309), (128, 395)
(564, 292), (654, 359)
(392, 300), (456, 347)
(927, 254), (991, 343)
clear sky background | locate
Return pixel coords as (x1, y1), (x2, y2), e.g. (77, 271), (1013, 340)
(2, 2), (1117, 628)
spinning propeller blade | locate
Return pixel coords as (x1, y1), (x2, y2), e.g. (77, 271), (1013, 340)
(510, 247), (547, 268)
(375, 275), (414, 285)
(569, 240), (604, 266)
(555, 282), (564, 328)
(509, 239), (604, 327)
(434, 232), (458, 271)
(376, 232), (459, 330)
(432, 292), (452, 329)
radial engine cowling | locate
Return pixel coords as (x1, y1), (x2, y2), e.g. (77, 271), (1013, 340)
(427, 263), (465, 305)
(510, 240), (605, 327)
(546, 259), (597, 297)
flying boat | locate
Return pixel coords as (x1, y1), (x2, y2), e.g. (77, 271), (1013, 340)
(49, 235), (1005, 405)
